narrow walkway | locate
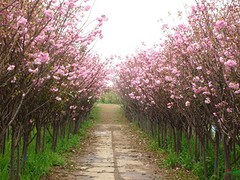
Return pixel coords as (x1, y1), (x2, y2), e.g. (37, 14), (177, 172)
(48, 104), (163, 180)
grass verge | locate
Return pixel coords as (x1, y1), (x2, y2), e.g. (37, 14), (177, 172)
(128, 121), (197, 180)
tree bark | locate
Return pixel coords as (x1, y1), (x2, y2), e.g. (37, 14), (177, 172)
(223, 134), (231, 180)
(10, 126), (16, 180)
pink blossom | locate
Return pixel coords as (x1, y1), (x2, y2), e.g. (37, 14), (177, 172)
(224, 60), (237, 68)
(234, 90), (240, 94)
(44, 9), (54, 19)
(164, 76), (173, 82)
(40, 52), (50, 63)
(35, 35), (46, 43)
(215, 20), (227, 30)
(228, 82), (239, 90)
(55, 96), (62, 101)
(7, 65), (15, 71)
(53, 75), (60, 80)
(33, 52), (50, 64)
(84, 5), (91, 11)
(226, 108), (233, 113)
(129, 92), (135, 99)
(151, 100), (155, 105)
(17, 16), (27, 27)
(69, 105), (77, 109)
(11, 76), (16, 83)
(185, 101), (191, 107)
(55, 69), (65, 76)
(97, 15), (108, 22)
(144, 79), (149, 83)
(19, 28), (28, 35)
(34, 58), (42, 65)
(61, 83), (67, 87)
(204, 97), (211, 104)
(28, 68), (39, 74)
(51, 87), (59, 92)
(196, 66), (202, 70)
(66, 0), (76, 8)
(219, 57), (224, 63)
(167, 102), (174, 109)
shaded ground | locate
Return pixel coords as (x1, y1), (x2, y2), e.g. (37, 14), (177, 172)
(44, 104), (196, 180)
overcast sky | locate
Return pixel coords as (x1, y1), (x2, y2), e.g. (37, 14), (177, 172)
(89, 0), (195, 58)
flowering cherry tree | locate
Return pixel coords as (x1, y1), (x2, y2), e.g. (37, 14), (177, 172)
(0, 0), (107, 179)
(116, 0), (240, 179)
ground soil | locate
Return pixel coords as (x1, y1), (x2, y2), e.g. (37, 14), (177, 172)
(43, 104), (197, 180)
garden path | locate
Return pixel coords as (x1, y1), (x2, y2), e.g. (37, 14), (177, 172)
(46, 104), (194, 180)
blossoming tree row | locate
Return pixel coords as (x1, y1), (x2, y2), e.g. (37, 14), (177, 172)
(0, 0), (107, 179)
(116, 0), (239, 179)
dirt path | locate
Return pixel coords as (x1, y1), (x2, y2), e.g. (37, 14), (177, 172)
(45, 104), (164, 179)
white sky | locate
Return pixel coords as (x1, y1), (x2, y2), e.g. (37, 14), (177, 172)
(89, 0), (195, 58)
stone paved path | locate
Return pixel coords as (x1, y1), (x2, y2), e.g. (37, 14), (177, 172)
(46, 104), (164, 180)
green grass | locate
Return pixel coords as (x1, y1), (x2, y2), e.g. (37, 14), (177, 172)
(132, 124), (240, 180)
(0, 106), (100, 180)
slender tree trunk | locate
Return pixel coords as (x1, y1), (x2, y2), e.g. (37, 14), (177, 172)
(60, 121), (66, 139)
(157, 120), (161, 147)
(176, 127), (182, 155)
(223, 134), (231, 180)
(52, 122), (59, 152)
(22, 131), (29, 172)
(74, 116), (81, 134)
(35, 119), (41, 154)
(10, 126), (16, 180)
(68, 120), (72, 139)
(0, 132), (6, 155)
(41, 124), (46, 152)
(169, 124), (173, 149)
(163, 122), (167, 148)
(16, 139), (20, 180)
(213, 131), (220, 178)
(173, 127), (177, 153)
(186, 127), (192, 159)
(200, 139), (208, 180)
(194, 132), (199, 161)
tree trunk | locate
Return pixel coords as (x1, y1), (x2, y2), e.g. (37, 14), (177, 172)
(74, 117), (81, 134)
(0, 132), (6, 155)
(186, 127), (192, 159)
(194, 132), (199, 161)
(157, 120), (161, 147)
(10, 126), (16, 180)
(35, 119), (41, 154)
(41, 124), (46, 152)
(213, 130), (220, 178)
(16, 139), (20, 180)
(52, 122), (59, 152)
(200, 139), (208, 179)
(223, 134), (231, 180)
(22, 131), (29, 172)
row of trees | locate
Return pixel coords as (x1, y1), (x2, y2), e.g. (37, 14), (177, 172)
(0, 0), (108, 179)
(116, 0), (240, 179)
